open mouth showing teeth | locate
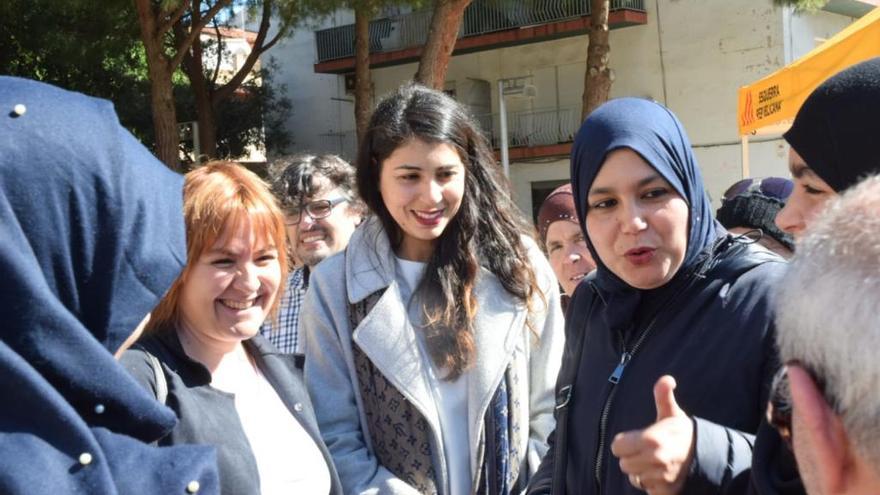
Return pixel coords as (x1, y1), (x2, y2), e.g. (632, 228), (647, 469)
(220, 298), (258, 310)
(301, 233), (326, 243)
(570, 274), (586, 282)
(413, 210), (443, 220)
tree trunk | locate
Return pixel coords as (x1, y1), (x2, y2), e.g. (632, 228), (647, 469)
(147, 68), (182, 170)
(354, 6), (373, 145)
(134, 0), (181, 170)
(415, 0), (471, 90)
(582, 0), (612, 121)
(183, 29), (218, 159)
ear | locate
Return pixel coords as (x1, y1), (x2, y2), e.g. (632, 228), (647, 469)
(788, 364), (850, 493)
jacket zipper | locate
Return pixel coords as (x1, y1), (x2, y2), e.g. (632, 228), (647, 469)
(593, 319), (656, 490)
(591, 273), (700, 492)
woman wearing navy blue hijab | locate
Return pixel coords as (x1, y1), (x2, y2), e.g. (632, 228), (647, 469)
(528, 98), (786, 494)
(0, 77), (219, 494)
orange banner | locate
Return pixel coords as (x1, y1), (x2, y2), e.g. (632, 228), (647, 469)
(738, 7), (880, 135)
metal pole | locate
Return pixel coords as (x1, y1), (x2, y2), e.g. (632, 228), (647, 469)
(192, 121), (201, 162)
(498, 79), (510, 177)
(741, 134), (750, 179)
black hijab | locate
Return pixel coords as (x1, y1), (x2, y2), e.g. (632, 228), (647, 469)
(784, 57), (880, 192)
(570, 98), (719, 331)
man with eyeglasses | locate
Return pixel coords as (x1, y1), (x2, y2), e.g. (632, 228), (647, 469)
(769, 175), (880, 495)
(260, 154), (364, 361)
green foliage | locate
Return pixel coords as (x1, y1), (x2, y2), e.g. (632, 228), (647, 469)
(177, 59), (294, 160)
(772, 0), (829, 12)
(1, 0), (293, 161)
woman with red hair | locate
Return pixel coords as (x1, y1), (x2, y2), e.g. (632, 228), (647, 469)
(122, 162), (340, 494)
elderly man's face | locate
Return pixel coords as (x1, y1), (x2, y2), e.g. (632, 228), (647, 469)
(286, 176), (361, 268)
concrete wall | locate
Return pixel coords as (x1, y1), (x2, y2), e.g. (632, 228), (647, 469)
(266, 1), (858, 215)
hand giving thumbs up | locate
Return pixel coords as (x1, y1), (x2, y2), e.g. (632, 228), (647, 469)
(610, 375), (695, 494)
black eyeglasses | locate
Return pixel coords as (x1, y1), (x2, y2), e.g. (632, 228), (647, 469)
(285, 196), (348, 226)
(767, 362), (833, 450)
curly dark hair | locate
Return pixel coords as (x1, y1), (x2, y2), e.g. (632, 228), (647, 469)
(356, 84), (542, 379)
(267, 153), (363, 214)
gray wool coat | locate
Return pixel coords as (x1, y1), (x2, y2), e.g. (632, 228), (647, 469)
(302, 217), (565, 495)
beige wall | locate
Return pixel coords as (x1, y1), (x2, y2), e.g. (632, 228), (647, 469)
(270, 1), (858, 215)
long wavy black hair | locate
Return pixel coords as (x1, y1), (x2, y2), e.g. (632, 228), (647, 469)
(356, 84), (542, 379)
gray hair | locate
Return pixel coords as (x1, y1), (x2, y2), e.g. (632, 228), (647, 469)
(266, 153), (362, 213)
(776, 174), (880, 470)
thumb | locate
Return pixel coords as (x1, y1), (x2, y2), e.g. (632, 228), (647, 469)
(654, 375), (685, 421)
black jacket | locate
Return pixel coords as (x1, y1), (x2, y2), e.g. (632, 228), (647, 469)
(528, 237), (786, 494)
(122, 331), (342, 495)
(741, 422), (804, 494)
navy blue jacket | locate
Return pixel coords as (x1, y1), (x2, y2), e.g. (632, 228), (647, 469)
(528, 236), (786, 494)
(0, 77), (219, 494)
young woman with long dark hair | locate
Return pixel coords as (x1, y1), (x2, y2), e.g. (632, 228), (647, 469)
(303, 84), (565, 495)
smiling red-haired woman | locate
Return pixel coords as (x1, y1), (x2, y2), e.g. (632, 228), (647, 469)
(122, 161), (341, 494)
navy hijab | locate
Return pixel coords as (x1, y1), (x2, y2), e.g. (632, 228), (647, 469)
(0, 77), (218, 493)
(570, 98), (719, 331)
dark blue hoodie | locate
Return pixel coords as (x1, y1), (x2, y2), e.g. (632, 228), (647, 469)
(0, 77), (219, 494)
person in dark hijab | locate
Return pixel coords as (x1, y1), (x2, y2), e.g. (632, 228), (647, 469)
(775, 57), (880, 240)
(0, 76), (219, 494)
(527, 97), (786, 494)
(747, 57), (880, 495)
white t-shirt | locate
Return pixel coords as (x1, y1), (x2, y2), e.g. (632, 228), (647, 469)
(395, 256), (472, 495)
(234, 366), (331, 495)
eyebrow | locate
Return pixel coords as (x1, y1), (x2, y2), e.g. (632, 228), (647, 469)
(207, 245), (277, 257)
(588, 174), (663, 196)
(394, 163), (461, 169)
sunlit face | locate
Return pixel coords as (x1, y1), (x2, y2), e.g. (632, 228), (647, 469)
(379, 138), (466, 262)
(585, 148), (689, 290)
(286, 176), (361, 268)
(545, 220), (596, 295)
(775, 148), (837, 241)
(179, 218), (281, 344)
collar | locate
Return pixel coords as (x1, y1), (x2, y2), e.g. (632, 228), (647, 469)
(344, 217), (397, 304)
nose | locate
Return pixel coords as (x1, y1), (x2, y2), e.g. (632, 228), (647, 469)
(619, 201), (648, 234)
(232, 263), (260, 293)
(775, 197), (803, 239)
(299, 211), (319, 231)
(423, 179), (444, 204)
(566, 248), (582, 264)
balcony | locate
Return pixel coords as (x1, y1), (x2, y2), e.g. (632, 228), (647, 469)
(476, 106), (580, 159)
(314, 0), (647, 73)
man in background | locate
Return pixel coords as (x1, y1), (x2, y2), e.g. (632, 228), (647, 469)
(261, 154), (364, 360)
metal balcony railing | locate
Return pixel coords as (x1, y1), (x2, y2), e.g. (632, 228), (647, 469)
(475, 106), (580, 149)
(315, 0), (646, 63)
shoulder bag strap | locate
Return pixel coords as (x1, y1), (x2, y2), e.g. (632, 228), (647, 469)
(146, 351), (168, 405)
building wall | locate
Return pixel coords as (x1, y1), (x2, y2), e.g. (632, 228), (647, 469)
(266, 2), (858, 215)
(266, 10), (358, 160)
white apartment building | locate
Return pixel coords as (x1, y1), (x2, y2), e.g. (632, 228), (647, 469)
(266, 0), (877, 216)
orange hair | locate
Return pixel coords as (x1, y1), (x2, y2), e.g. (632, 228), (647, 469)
(147, 161), (288, 333)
